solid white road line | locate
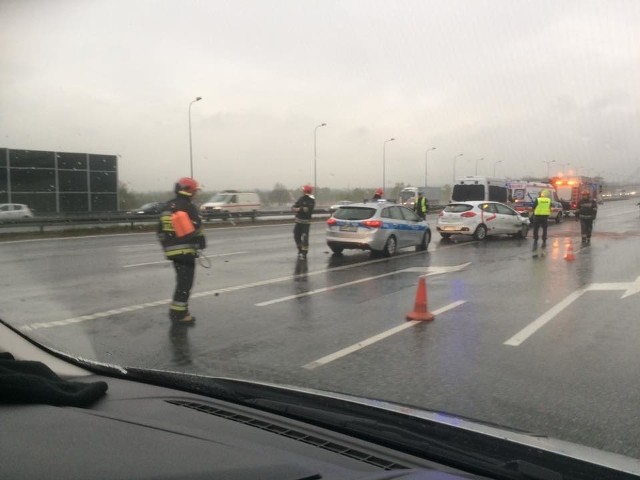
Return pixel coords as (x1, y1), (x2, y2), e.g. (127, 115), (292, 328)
(503, 289), (586, 346)
(302, 300), (466, 370)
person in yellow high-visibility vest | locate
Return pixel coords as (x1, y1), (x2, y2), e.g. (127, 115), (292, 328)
(531, 189), (552, 247)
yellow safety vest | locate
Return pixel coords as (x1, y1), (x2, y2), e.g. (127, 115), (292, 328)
(534, 197), (551, 216)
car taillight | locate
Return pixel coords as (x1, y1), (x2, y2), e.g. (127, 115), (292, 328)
(360, 220), (382, 228)
(460, 211), (477, 218)
(327, 218), (337, 225)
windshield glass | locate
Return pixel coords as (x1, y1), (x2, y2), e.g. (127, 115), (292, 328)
(2, 0), (640, 467)
(451, 184), (485, 201)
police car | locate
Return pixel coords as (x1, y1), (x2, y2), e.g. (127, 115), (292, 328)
(326, 202), (431, 256)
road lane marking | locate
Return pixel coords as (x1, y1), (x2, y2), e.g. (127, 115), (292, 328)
(302, 300), (466, 370)
(122, 251), (249, 268)
(256, 263), (471, 306)
(504, 276), (640, 346)
(18, 255), (465, 332)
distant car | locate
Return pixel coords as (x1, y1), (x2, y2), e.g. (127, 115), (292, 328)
(328, 200), (354, 213)
(437, 201), (530, 240)
(130, 202), (165, 215)
(0, 203), (34, 220)
(326, 202), (431, 256)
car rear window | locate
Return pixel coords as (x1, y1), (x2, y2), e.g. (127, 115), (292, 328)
(333, 207), (376, 221)
(444, 204), (473, 213)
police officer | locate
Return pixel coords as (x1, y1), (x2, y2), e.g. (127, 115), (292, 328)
(414, 192), (428, 219)
(292, 185), (315, 259)
(532, 189), (551, 247)
(576, 190), (598, 244)
(158, 177), (206, 324)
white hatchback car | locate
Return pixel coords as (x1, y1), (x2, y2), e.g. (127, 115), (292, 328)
(0, 203), (34, 221)
(437, 201), (529, 240)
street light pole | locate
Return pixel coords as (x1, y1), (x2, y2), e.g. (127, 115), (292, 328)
(475, 157), (484, 175)
(452, 153), (463, 185)
(383, 137), (395, 197)
(542, 159), (556, 178)
(188, 96), (203, 178)
(425, 146), (436, 192)
(313, 123), (327, 197)
(493, 160), (503, 176)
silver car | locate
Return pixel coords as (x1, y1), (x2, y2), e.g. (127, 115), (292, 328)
(326, 202), (431, 256)
(0, 203), (34, 221)
(437, 201), (530, 240)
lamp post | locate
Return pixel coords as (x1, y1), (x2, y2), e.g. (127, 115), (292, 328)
(188, 96), (203, 178)
(542, 160), (556, 178)
(475, 157), (484, 175)
(452, 153), (463, 184)
(493, 160), (502, 176)
(382, 137), (395, 197)
(424, 146), (436, 192)
(313, 123), (327, 197)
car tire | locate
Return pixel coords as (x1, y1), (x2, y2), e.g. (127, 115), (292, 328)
(416, 230), (431, 251)
(382, 235), (398, 257)
(440, 233), (452, 240)
(329, 245), (344, 255)
(517, 224), (529, 239)
(473, 224), (487, 240)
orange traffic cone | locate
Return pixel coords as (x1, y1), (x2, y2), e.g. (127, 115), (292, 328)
(564, 239), (575, 261)
(406, 276), (435, 321)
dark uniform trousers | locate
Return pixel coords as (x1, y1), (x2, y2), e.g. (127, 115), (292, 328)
(170, 257), (196, 320)
(294, 222), (311, 253)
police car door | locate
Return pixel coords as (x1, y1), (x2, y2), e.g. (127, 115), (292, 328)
(398, 205), (424, 245)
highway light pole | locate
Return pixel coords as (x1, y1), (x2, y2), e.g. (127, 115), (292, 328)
(475, 157), (484, 175)
(188, 96), (202, 178)
(383, 137), (395, 198)
(493, 160), (503, 176)
(543, 159), (556, 178)
(425, 146), (436, 192)
(452, 153), (463, 185)
(313, 123), (326, 197)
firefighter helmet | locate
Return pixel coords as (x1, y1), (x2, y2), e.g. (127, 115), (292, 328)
(375, 188), (384, 196)
(302, 184), (313, 194)
(175, 177), (200, 196)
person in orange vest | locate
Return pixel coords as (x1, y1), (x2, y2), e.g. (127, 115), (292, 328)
(158, 177), (206, 324)
(291, 184), (315, 259)
(531, 189), (551, 247)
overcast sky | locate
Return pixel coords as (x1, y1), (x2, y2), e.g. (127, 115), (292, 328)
(2, 0), (639, 192)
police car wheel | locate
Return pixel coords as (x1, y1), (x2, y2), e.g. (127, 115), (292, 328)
(383, 236), (398, 257)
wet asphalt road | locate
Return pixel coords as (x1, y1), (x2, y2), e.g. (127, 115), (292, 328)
(2, 199), (640, 458)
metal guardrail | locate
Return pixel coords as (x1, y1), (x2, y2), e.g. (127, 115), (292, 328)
(0, 205), (454, 234)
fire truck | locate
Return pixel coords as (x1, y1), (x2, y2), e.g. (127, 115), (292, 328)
(550, 176), (601, 216)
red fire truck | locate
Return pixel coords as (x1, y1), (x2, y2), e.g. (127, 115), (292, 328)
(550, 176), (601, 216)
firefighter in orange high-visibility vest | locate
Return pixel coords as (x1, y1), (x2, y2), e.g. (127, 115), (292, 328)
(158, 177), (206, 324)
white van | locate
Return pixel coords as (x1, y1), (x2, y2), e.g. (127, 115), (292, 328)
(199, 191), (261, 221)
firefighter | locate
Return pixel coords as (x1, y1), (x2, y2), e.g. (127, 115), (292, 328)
(372, 188), (384, 202)
(531, 189), (551, 247)
(576, 190), (598, 244)
(292, 184), (315, 259)
(414, 192), (428, 219)
(158, 177), (206, 324)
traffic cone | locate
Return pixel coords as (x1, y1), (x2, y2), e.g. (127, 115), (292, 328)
(406, 276), (435, 321)
(564, 239), (575, 261)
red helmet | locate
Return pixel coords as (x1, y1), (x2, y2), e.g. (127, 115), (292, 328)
(302, 184), (313, 194)
(375, 188), (384, 196)
(175, 177), (200, 196)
